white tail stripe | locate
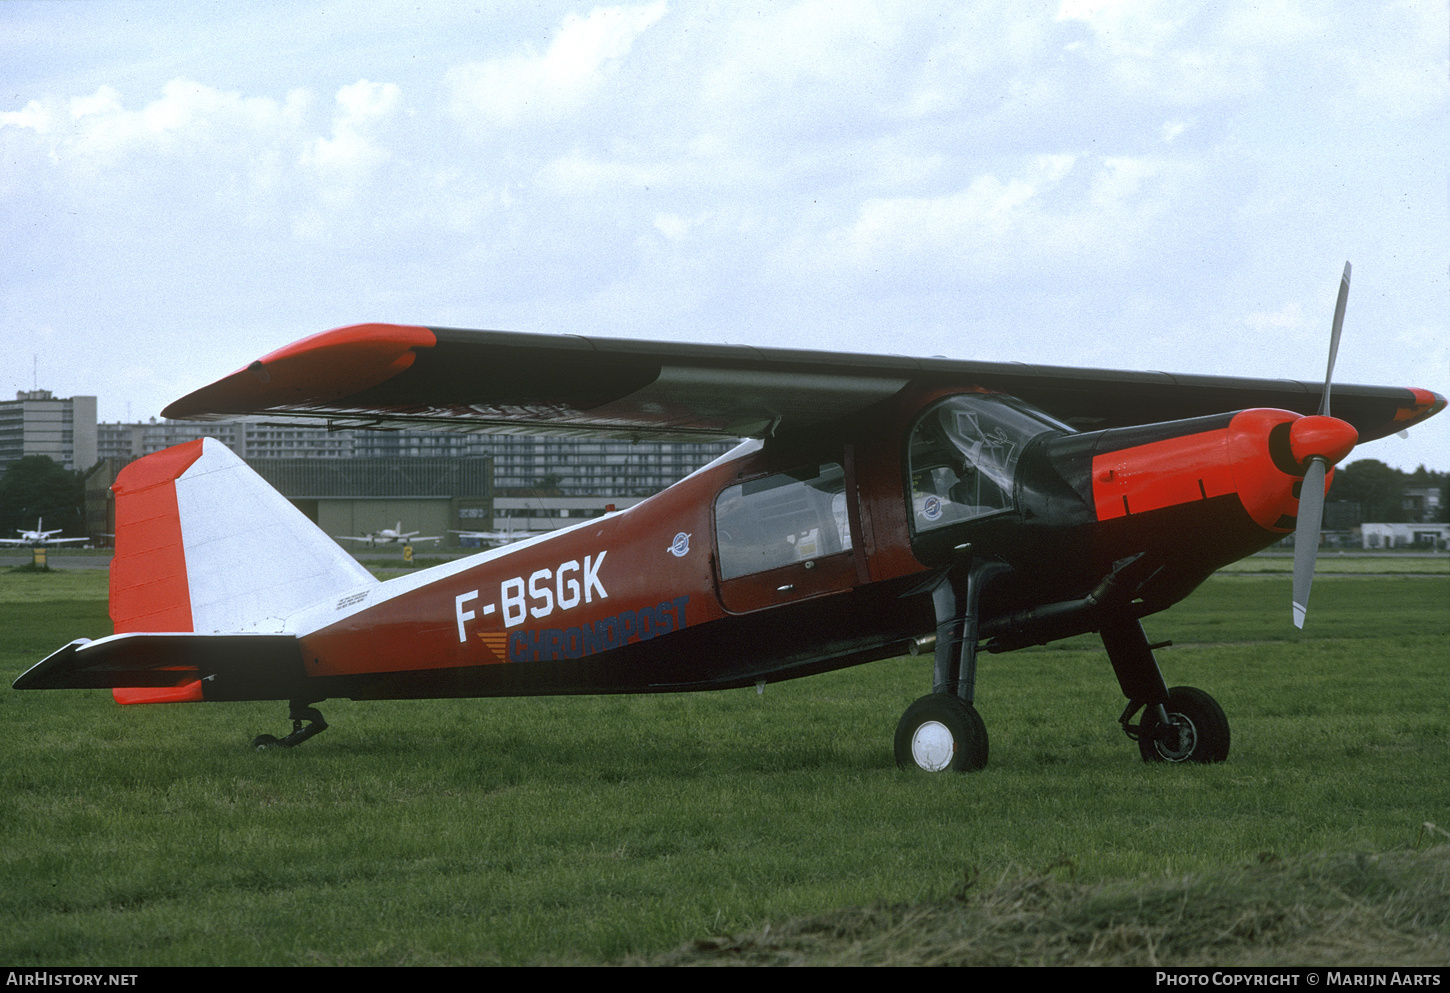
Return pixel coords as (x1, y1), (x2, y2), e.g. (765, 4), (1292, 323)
(172, 439), (376, 634)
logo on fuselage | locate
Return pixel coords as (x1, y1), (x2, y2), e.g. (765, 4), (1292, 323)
(507, 596), (691, 663)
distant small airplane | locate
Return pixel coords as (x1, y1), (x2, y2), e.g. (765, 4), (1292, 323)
(451, 528), (531, 546)
(0, 519), (88, 548)
(334, 523), (442, 547)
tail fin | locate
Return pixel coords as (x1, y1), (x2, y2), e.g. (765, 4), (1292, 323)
(108, 438), (375, 703)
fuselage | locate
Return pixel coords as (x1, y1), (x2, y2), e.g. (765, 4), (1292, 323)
(258, 385), (1346, 705)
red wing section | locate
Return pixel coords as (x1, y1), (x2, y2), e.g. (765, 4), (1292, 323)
(164, 323), (1446, 444)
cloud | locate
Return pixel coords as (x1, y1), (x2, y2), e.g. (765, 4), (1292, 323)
(0, 79), (313, 187)
(1057, 0), (1268, 105)
(301, 80), (402, 185)
(798, 152), (1184, 287)
(446, 2), (667, 129)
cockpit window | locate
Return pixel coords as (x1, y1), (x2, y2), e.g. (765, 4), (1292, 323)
(715, 463), (851, 579)
(908, 395), (1067, 532)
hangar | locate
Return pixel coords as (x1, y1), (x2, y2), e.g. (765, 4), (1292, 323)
(87, 456), (492, 548)
(238, 457), (491, 547)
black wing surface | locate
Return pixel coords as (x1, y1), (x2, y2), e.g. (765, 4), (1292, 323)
(163, 323), (1445, 442)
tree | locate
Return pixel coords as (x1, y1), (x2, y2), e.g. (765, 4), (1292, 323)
(0, 456), (86, 538)
(1331, 460), (1407, 523)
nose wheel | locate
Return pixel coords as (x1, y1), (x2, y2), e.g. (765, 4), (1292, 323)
(1132, 686), (1230, 764)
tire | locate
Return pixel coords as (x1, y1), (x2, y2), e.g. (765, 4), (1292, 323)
(895, 694), (989, 772)
(1138, 686), (1230, 764)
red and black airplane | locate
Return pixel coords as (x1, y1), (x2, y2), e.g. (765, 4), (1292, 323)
(14, 265), (1445, 770)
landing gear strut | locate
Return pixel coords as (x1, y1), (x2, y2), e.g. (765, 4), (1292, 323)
(895, 556), (1008, 773)
(251, 700), (328, 750)
(1102, 616), (1229, 764)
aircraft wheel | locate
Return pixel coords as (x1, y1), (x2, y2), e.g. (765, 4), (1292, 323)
(894, 694), (989, 772)
(1138, 686), (1229, 764)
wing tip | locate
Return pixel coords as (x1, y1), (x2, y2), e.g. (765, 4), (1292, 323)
(163, 323), (436, 420)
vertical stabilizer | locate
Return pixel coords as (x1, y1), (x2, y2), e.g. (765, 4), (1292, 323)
(110, 438), (377, 636)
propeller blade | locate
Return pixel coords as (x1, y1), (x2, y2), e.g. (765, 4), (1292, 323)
(1294, 261), (1353, 628)
(1321, 261), (1350, 417)
(1292, 457), (1328, 629)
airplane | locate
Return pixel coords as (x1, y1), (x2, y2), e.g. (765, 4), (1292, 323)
(334, 523), (442, 547)
(13, 264), (1446, 770)
(0, 518), (89, 548)
(451, 528), (532, 547)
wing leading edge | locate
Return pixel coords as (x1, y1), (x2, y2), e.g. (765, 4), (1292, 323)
(163, 323), (1445, 443)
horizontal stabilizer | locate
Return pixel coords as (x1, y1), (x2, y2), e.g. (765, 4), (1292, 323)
(13, 633), (307, 701)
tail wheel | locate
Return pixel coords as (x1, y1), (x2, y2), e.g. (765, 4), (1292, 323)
(1139, 686), (1229, 764)
(895, 694), (989, 772)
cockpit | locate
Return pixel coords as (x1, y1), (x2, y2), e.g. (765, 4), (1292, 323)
(908, 393), (1071, 533)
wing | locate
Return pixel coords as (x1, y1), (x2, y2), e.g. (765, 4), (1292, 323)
(163, 323), (1446, 443)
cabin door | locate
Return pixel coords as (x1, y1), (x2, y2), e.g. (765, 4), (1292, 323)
(712, 454), (863, 614)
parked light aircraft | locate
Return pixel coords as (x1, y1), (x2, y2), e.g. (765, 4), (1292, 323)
(334, 523), (442, 547)
(0, 519), (88, 548)
(451, 529), (531, 547)
(14, 265), (1445, 769)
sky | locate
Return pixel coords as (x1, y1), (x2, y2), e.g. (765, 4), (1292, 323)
(2, 0), (1446, 470)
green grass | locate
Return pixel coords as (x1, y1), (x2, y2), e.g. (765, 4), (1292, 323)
(1, 568), (1446, 965)
(1221, 551), (1449, 574)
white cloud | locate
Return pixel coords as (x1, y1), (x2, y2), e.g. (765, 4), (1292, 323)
(301, 80), (402, 185)
(69, 86), (125, 122)
(1, 79), (313, 179)
(801, 152), (1185, 285)
(1057, 0), (1266, 104)
(447, 2), (667, 129)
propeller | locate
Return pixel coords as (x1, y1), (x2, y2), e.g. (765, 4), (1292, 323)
(1291, 261), (1356, 629)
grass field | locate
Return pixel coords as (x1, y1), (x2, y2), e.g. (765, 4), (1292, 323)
(1, 566), (1446, 966)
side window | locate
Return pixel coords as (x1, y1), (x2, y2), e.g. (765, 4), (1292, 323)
(715, 463), (852, 579)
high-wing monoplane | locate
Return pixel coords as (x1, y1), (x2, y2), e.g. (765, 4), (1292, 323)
(333, 523), (442, 547)
(0, 518), (89, 548)
(14, 265), (1445, 769)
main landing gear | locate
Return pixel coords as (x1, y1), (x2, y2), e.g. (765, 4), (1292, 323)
(251, 700), (328, 750)
(894, 559), (1006, 773)
(895, 561), (1229, 771)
